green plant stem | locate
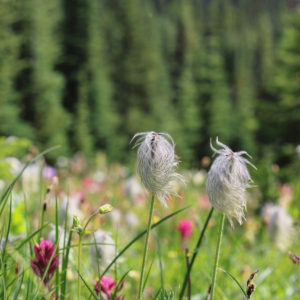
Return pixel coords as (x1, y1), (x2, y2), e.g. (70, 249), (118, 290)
(184, 248), (191, 300)
(101, 206), (189, 277)
(138, 194), (155, 300)
(61, 230), (73, 300)
(179, 207), (214, 299)
(55, 196), (59, 299)
(77, 235), (82, 300)
(210, 213), (225, 300)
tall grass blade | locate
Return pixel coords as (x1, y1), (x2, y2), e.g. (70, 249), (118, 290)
(155, 230), (164, 289)
(142, 259), (154, 293)
(16, 223), (49, 251)
(101, 206), (189, 277)
(60, 230), (73, 300)
(112, 269), (130, 300)
(0, 145), (60, 207)
(219, 268), (248, 298)
(179, 207), (214, 299)
(78, 271), (98, 300)
(12, 270), (24, 300)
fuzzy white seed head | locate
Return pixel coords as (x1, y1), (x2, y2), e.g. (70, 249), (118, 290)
(131, 131), (181, 206)
(206, 137), (256, 226)
(262, 204), (294, 251)
(90, 230), (116, 272)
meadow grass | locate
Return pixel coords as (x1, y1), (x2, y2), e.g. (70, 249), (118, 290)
(0, 149), (299, 299)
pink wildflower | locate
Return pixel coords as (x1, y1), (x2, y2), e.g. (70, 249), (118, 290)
(30, 240), (59, 287)
(177, 219), (194, 242)
(94, 275), (124, 300)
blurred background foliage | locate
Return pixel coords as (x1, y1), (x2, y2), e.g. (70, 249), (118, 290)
(0, 0), (299, 185)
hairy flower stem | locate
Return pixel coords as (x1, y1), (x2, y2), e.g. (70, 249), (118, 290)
(77, 235), (82, 300)
(179, 207), (214, 299)
(138, 194), (155, 300)
(211, 213), (225, 300)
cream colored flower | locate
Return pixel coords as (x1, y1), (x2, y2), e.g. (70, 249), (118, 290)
(206, 137), (256, 226)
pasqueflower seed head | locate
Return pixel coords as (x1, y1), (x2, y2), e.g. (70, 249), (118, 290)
(131, 131), (181, 207)
(206, 137), (256, 226)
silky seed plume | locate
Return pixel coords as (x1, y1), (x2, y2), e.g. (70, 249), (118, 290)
(206, 137), (256, 226)
(131, 131), (181, 206)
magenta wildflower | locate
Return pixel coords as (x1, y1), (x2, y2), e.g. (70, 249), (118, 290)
(177, 219), (194, 243)
(30, 239), (59, 287)
(94, 275), (124, 300)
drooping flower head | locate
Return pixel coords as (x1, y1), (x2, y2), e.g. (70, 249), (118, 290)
(94, 275), (124, 300)
(131, 131), (181, 206)
(177, 219), (194, 242)
(31, 239), (59, 287)
(206, 137), (256, 226)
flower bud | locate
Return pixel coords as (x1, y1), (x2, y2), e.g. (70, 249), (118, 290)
(99, 204), (113, 214)
(72, 216), (83, 234)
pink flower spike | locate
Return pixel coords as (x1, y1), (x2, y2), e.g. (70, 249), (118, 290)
(94, 275), (124, 299)
(30, 239), (59, 286)
(177, 219), (194, 242)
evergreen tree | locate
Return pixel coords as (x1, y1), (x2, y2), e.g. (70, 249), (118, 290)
(73, 73), (93, 158)
(170, 0), (201, 164)
(23, 0), (70, 158)
(274, 8), (300, 151)
(105, 0), (174, 161)
(87, 0), (119, 161)
(0, 1), (32, 138)
(194, 1), (235, 156)
(60, 0), (93, 157)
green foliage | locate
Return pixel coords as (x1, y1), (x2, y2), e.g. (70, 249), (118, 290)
(0, 1), (33, 138)
(0, 0), (298, 176)
(0, 137), (31, 180)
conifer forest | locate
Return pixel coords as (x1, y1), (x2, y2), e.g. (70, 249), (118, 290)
(0, 0), (299, 299)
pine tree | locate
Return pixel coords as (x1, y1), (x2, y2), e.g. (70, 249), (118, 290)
(87, 0), (119, 161)
(0, 1), (32, 138)
(60, 0), (93, 157)
(105, 0), (174, 161)
(274, 7), (300, 151)
(193, 1), (235, 156)
(170, 0), (202, 164)
(23, 0), (70, 158)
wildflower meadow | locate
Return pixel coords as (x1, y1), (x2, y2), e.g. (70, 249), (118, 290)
(0, 133), (299, 299)
(1, 0), (300, 299)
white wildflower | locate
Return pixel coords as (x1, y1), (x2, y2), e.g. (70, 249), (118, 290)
(262, 203), (294, 251)
(124, 211), (139, 229)
(131, 131), (181, 207)
(59, 192), (83, 226)
(90, 230), (116, 272)
(48, 224), (66, 250)
(206, 137), (256, 226)
(124, 176), (145, 203)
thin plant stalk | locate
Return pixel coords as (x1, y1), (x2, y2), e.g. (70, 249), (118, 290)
(77, 211), (99, 300)
(138, 194), (155, 300)
(179, 207), (214, 299)
(77, 235), (82, 300)
(101, 206), (189, 277)
(60, 230), (73, 300)
(55, 196), (59, 299)
(210, 213), (225, 300)
(184, 248), (191, 300)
